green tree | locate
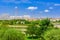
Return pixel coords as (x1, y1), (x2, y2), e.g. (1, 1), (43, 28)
(26, 24), (38, 38)
(36, 18), (54, 39)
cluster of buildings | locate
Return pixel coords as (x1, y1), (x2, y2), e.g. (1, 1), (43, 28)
(0, 14), (60, 21)
(0, 14), (30, 20)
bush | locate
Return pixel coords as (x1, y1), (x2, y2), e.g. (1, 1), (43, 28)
(44, 29), (60, 40)
(1, 29), (25, 40)
(26, 24), (38, 39)
(0, 24), (8, 40)
(0, 24), (25, 40)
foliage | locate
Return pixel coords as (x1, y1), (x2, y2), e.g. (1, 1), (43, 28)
(26, 18), (54, 39)
(0, 24), (9, 29)
(1, 29), (25, 40)
(0, 24), (25, 40)
(44, 29), (60, 40)
(0, 24), (9, 40)
(0, 18), (56, 40)
(36, 18), (54, 39)
(30, 20), (41, 25)
(40, 18), (53, 26)
(26, 24), (38, 38)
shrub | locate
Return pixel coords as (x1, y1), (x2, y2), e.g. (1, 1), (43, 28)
(44, 29), (60, 40)
(26, 24), (38, 39)
(0, 24), (8, 40)
(1, 29), (25, 40)
(0, 22), (25, 40)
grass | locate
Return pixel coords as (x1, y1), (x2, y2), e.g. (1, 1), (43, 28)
(26, 38), (40, 40)
(25, 36), (40, 40)
(26, 37), (41, 40)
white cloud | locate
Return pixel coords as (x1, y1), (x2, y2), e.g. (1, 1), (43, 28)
(44, 10), (50, 13)
(54, 4), (60, 6)
(27, 6), (38, 10)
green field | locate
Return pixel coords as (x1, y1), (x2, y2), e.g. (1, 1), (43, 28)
(0, 19), (60, 40)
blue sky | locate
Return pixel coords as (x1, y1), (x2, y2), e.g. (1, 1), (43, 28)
(0, 0), (60, 18)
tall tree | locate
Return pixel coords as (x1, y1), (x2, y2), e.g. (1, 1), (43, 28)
(36, 18), (54, 39)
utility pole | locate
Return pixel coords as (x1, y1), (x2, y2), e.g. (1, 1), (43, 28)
(14, 6), (18, 19)
(15, 6), (18, 17)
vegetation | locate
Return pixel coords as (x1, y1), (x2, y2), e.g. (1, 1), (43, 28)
(0, 18), (60, 40)
(2, 29), (25, 40)
(0, 24), (25, 40)
(44, 29), (60, 40)
(26, 18), (54, 40)
(26, 24), (38, 39)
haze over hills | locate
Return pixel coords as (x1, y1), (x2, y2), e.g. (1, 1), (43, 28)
(0, 14), (31, 20)
(0, 14), (60, 22)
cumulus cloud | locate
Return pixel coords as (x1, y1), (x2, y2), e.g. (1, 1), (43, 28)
(54, 4), (60, 6)
(44, 10), (50, 13)
(27, 6), (38, 10)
